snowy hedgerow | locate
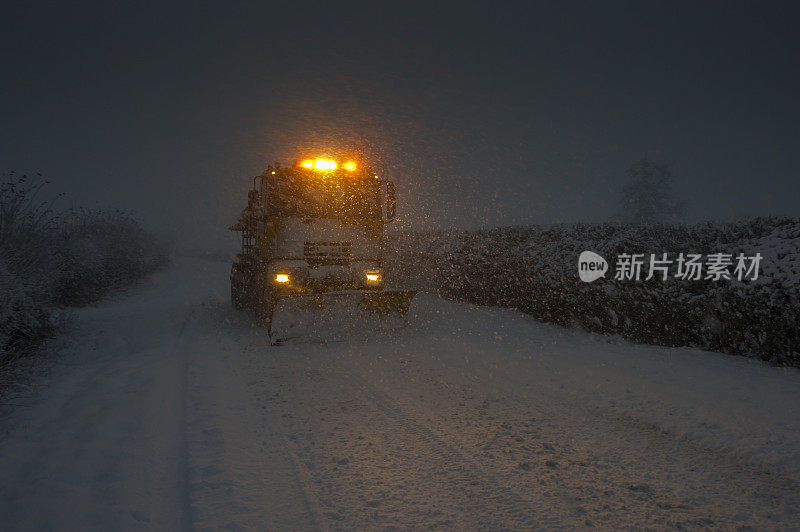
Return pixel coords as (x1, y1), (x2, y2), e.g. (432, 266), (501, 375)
(0, 251), (54, 362)
(0, 173), (168, 363)
(55, 209), (168, 306)
(390, 217), (800, 366)
(0, 174), (60, 363)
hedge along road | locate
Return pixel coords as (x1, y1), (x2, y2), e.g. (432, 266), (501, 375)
(1, 256), (799, 530)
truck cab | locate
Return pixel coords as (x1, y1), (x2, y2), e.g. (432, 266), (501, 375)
(230, 158), (404, 325)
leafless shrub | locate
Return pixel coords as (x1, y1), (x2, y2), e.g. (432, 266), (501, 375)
(0, 173), (168, 364)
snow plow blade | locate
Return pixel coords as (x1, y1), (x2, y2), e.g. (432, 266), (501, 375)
(268, 290), (417, 344)
(357, 290), (417, 316)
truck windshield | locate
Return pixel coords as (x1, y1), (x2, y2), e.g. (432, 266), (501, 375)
(267, 178), (381, 221)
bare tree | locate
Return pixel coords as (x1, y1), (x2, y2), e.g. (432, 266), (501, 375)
(613, 157), (685, 224)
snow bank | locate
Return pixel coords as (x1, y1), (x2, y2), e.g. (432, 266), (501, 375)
(55, 210), (168, 306)
(0, 175), (168, 364)
(389, 217), (800, 366)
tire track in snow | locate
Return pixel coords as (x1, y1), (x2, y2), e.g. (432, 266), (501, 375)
(228, 327), (325, 531)
(468, 351), (800, 510)
(345, 370), (556, 528)
(174, 307), (196, 532)
(374, 330), (800, 528)
(185, 304), (323, 530)
(265, 346), (557, 529)
(0, 280), (204, 529)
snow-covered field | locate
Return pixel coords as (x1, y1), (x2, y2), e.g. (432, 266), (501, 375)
(1, 256), (799, 530)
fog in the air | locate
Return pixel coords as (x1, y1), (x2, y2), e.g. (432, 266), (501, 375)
(2, 1), (799, 248)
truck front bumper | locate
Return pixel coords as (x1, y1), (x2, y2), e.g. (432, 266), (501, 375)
(266, 259), (384, 295)
(274, 289), (417, 317)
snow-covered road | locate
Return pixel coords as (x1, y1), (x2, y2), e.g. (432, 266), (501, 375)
(2, 256), (800, 530)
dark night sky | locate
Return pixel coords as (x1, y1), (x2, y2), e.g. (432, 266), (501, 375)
(1, 1), (799, 247)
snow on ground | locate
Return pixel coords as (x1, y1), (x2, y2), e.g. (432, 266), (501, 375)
(1, 256), (799, 530)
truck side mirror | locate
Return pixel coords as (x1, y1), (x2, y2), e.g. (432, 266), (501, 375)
(385, 181), (396, 222)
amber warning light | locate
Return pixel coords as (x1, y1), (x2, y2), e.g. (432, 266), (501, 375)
(297, 159), (358, 171)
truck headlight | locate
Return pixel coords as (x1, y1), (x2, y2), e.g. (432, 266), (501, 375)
(275, 273), (290, 283)
(365, 271), (382, 283)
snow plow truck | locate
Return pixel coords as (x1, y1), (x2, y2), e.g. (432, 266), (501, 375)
(229, 157), (416, 342)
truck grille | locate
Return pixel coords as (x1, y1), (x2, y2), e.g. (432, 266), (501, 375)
(303, 241), (352, 265)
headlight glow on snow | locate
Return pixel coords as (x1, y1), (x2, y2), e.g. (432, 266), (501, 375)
(275, 273), (290, 283)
